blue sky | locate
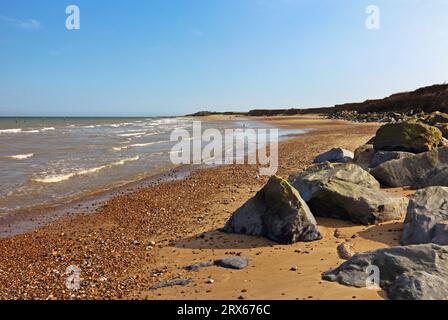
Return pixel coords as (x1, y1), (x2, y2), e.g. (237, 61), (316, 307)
(0, 0), (448, 116)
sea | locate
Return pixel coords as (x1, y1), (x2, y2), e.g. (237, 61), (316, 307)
(0, 117), (307, 215)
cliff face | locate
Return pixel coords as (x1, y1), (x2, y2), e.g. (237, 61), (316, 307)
(247, 84), (448, 117)
(189, 84), (448, 117)
(247, 107), (333, 116)
(333, 84), (448, 114)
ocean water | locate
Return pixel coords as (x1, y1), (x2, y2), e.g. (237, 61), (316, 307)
(0, 117), (307, 215)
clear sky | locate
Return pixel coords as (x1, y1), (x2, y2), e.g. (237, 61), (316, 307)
(1, 0), (447, 116)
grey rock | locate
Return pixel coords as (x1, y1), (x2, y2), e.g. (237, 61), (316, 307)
(185, 257), (250, 272)
(353, 144), (375, 169)
(388, 271), (448, 300)
(322, 244), (448, 300)
(307, 179), (408, 225)
(288, 162), (380, 202)
(401, 187), (448, 245)
(370, 151), (414, 168)
(151, 278), (192, 290)
(223, 176), (322, 244)
(370, 147), (448, 187)
(184, 261), (215, 272)
(313, 148), (354, 164)
(214, 257), (249, 270)
(414, 166), (448, 188)
(432, 224), (448, 246)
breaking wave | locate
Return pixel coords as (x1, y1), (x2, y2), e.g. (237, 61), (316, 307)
(0, 127), (55, 135)
(6, 153), (35, 160)
(117, 132), (146, 137)
(112, 140), (168, 151)
(32, 156), (140, 183)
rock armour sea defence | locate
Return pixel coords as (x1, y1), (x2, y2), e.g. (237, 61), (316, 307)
(288, 163), (407, 225)
(370, 146), (448, 187)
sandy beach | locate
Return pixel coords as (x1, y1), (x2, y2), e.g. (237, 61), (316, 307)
(0, 115), (408, 300)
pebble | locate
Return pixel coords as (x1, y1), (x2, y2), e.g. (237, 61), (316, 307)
(337, 242), (355, 260)
(334, 229), (344, 239)
(206, 278), (215, 284)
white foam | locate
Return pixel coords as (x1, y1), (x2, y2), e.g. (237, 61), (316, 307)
(112, 140), (168, 151)
(32, 156), (140, 183)
(130, 142), (160, 148)
(6, 153), (34, 160)
(0, 128), (22, 134)
(40, 127), (55, 132)
(117, 132), (146, 137)
(0, 127), (55, 135)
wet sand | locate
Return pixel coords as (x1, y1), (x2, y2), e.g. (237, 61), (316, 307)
(0, 165), (198, 238)
(0, 115), (410, 300)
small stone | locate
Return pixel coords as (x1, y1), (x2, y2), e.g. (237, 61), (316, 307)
(334, 229), (344, 239)
(207, 278), (215, 284)
(337, 242), (356, 260)
(290, 266), (298, 272)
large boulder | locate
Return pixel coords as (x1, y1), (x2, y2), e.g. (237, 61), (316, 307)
(370, 146), (448, 187)
(370, 151), (414, 168)
(288, 162), (380, 202)
(306, 179), (408, 225)
(222, 176), (322, 244)
(401, 187), (448, 245)
(414, 166), (448, 188)
(322, 244), (448, 300)
(313, 148), (354, 164)
(373, 122), (443, 154)
(353, 144), (375, 169)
